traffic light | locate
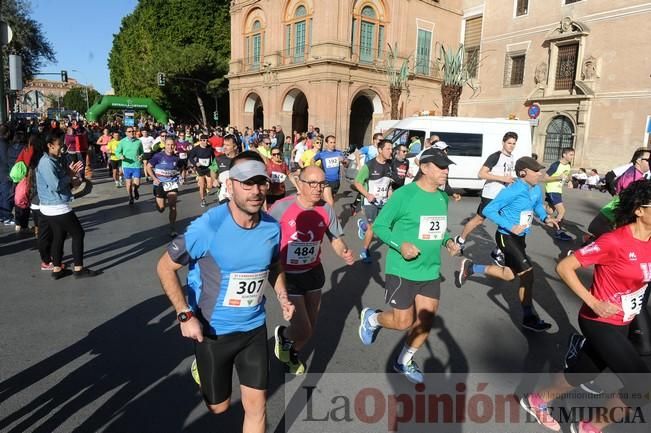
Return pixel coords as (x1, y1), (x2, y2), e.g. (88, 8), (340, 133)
(61, 70), (68, 83)
(157, 72), (166, 86)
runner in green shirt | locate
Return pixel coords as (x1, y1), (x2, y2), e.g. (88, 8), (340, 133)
(115, 127), (144, 205)
(358, 148), (461, 384)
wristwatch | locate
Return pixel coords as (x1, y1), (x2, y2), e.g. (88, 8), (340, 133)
(177, 309), (194, 323)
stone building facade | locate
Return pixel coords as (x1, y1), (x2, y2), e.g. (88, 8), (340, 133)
(17, 78), (80, 116)
(227, 0), (463, 148)
(458, 0), (651, 170)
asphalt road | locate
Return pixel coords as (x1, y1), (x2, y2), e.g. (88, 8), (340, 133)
(1, 169), (648, 433)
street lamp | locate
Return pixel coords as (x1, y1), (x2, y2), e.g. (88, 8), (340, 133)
(71, 69), (90, 114)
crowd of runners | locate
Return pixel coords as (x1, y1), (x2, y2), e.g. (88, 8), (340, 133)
(2, 116), (651, 433)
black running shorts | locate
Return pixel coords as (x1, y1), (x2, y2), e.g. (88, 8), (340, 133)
(154, 183), (178, 198)
(384, 274), (441, 309)
(476, 197), (492, 217)
(286, 263), (326, 296)
(195, 324), (268, 405)
(196, 166), (210, 177)
(496, 231), (532, 274)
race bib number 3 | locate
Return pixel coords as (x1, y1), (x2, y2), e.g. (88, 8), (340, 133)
(622, 285), (646, 322)
(519, 210), (533, 227)
(287, 241), (320, 265)
(223, 271), (269, 307)
(419, 216), (447, 241)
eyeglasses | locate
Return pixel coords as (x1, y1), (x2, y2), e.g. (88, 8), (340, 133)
(263, 141), (271, 145)
(299, 178), (327, 189)
(234, 178), (270, 190)
(272, 152), (281, 156)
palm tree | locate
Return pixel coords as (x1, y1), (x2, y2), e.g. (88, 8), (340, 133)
(436, 43), (479, 116)
(383, 43), (410, 119)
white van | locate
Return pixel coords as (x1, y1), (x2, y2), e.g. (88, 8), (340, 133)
(383, 116), (532, 190)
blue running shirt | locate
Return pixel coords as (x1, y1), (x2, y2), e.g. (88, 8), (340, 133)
(314, 150), (344, 182)
(167, 204), (281, 334)
(149, 152), (180, 182)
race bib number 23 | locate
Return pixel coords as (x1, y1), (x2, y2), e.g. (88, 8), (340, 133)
(223, 271), (269, 307)
(419, 216), (447, 241)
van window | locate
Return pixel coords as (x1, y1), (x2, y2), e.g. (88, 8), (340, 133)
(433, 132), (483, 157)
(386, 129), (425, 146)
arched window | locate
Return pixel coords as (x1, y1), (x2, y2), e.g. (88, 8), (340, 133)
(351, 4), (385, 63)
(544, 116), (575, 162)
(245, 16), (264, 70)
(284, 4), (312, 64)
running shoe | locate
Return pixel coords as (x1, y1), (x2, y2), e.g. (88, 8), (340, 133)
(200, 199), (207, 208)
(41, 262), (54, 271)
(169, 229), (178, 238)
(357, 218), (368, 240)
(554, 230), (573, 241)
(490, 247), (506, 267)
(287, 351), (306, 375)
(358, 307), (381, 345)
(522, 315), (552, 332)
(393, 359), (424, 384)
(3, 218), (16, 226)
(128, 198), (134, 205)
(115, 181), (120, 188)
(74, 268), (100, 279)
(564, 333), (586, 368)
(519, 393), (561, 431)
(570, 421), (602, 433)
(455, 258), (474, 288)
(133, 187), (140, 200)
(579, 380), (604, 396)
(191, 358), (201, 386)
(453, 236), (465, 255)
(274, 325), (293, 363)
(359, 248), (371, 264)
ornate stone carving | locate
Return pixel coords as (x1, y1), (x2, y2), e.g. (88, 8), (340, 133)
(560, 16), (573, 33)
(534, 62), (548, 85)
(582, 56), (598, 81)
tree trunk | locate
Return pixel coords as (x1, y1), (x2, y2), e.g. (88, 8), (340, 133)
(390, 86), (401, 119)
(196, 93), (208, 127)
(450, 86), (463, 117)
(441, 84), (452, 116)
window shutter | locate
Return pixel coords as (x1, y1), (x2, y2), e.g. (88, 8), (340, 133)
(464, 16), (482, 49)
(351, 19), (357, 54)
(285, 25), (291, 56)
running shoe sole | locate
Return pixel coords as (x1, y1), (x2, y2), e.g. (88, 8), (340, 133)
(358, 308), (378, 345)
(519, 395), (561, 432)
(455, 258), (472, 288)
(521, 321), (552, 332)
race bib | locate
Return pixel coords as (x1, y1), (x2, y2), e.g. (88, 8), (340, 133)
(622, 285), (647, 322)
(162, 181), (178, 192)
(419, 216), (447, 241)
(179, 152), (187, 159)
(271, 171), (287, 183)
(198, 158), (210, 167)
(324, 157), (340, 169)
(223, 271), (269, 307)
(287, 241), (320, 265)
(519, 210), (533, 227)
(368, 178), (390, 203)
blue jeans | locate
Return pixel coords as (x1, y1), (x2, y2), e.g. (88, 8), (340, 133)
(0, 179), (14, 220)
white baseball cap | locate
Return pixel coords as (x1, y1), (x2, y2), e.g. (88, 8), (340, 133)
(433, 141), (449, 150)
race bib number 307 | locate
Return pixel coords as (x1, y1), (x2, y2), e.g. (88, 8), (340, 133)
(419, 216), (447, 241)
(223, 271), (269, 307)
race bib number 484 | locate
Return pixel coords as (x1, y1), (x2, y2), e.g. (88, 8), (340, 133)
(287, 241), (320, 265)
(223, 271), (269, 307)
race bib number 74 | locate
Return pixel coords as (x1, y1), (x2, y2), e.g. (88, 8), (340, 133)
(223, 271), (269, 307)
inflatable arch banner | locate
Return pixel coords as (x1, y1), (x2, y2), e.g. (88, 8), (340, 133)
(86, 96), (169, 124)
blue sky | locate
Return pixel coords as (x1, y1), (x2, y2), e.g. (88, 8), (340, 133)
(30, 0), (139, 94)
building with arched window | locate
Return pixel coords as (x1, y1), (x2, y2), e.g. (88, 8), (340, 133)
(458, 0), (651, 170)
(228, 0), (463, 148)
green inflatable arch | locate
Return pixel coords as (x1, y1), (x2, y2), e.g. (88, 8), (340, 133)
(86, 96), (169, 124)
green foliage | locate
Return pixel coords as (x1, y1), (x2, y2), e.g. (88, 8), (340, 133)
(436, 43), (478, 89)
(62, 86), (101, 114)
(383, 43), (410, 90)
(0, 0), (56, 80)
(108, 0), (231, 122)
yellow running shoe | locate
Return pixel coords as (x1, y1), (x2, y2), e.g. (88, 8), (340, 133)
(287, 352), (306, 375)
